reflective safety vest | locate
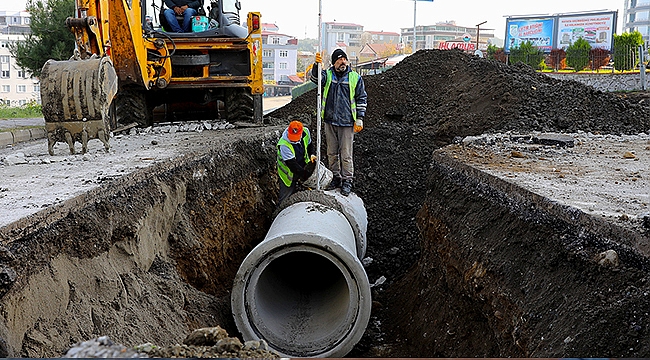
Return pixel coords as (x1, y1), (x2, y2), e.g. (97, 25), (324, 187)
(277, 129), (311, 187)
(321, 69), (360, 121)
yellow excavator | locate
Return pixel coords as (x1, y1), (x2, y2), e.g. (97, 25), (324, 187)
(40, 0), (264, 155)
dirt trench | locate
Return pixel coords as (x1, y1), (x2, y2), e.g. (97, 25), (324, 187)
(1, 48), (650, 357)
(0, 131), (280, 357)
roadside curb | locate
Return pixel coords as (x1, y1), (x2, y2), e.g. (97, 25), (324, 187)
(0, 127), (47, 148)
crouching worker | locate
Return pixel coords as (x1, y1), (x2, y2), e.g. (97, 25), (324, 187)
(277, 121), (317, 204)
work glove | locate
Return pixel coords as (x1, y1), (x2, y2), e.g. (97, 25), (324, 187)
(354, 117), (363, 133)
(304, 161), (315, 180)
(315, 51), (322, 64)
(310, 154), (317, 163)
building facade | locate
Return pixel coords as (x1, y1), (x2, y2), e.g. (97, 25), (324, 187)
(0, 11), (39, 107)
(624, 0), (650, 40)
(261, 24), (299, 96)
(320, 22), (364, 66)
(401, 20), (496, 51)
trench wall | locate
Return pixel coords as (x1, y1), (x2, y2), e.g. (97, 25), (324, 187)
(384, 147), (650, 357)
(0, 130), (281, 357)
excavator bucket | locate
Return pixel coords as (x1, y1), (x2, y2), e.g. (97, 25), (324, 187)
(40, 56), (118, 155)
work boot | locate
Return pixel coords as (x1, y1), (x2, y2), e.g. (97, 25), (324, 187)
(341, 179), (353, 196)
(326, 176), (341, 190)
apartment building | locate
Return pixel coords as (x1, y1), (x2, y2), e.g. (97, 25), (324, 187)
(261, 24), (299, 96)
(320, 22), (364, 66)
(0, 10), (39, 106)
(624, 0), (650, 40)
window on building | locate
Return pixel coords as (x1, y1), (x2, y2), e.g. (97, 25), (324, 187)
(18, 99), (27, 106)
(273, 37), (280, 44)
(33, 84), (40, 92)
(263, 49), (272, 57)
(0, 55), (9, 63)
(263, 74), (274, 81)
(279, 62), (287, 69)
(24, 18), (30, 25)
(279, 50), (288, 57)
(1, 85), (9, 92)
(1, 70), (9, 78)
(263, 62), (273, 69)
(17, 69), (26, 78)
(17, 85), (26, 93)
(337, 33), (345, 42)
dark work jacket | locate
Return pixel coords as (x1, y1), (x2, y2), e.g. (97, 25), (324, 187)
(310, 64), (367, 127)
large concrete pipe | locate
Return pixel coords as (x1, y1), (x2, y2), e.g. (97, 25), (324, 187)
(231, 191), (371, 358)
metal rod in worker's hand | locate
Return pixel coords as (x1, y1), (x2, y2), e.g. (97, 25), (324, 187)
(316, 0), (323, 190)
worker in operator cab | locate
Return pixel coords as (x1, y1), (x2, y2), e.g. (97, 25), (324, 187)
(163, 0), (201, 32)
(277, 121), (317, 205)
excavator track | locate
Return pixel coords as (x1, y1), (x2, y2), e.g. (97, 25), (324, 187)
(40, 56), (118, 155)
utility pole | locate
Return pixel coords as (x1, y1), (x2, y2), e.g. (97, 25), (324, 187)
(412, 0), (417, 54)
(476, 21), (487, 51)
(413, 0), (434, 54)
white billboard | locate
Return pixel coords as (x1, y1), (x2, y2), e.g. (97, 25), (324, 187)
(556, 12), (616, 50)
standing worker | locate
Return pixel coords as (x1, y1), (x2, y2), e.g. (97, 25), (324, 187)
(277, 121), (317, 204)
(311, 49), (367, 196)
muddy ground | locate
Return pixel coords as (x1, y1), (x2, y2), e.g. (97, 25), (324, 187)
(1, 49), (650, 357)
(268, 49), (650, 357)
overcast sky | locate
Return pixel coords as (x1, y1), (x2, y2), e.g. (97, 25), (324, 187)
(6, 0), (625, 40)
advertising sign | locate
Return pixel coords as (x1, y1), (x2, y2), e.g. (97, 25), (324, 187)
(505, 18), (555, 53)
(556, 12), (616, 50)
(438, 41), (476, 51)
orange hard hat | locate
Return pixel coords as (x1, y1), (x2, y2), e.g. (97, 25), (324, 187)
(287, 121), (303, 142)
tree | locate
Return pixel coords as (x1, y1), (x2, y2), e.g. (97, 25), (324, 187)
(508, 41), (545, 70)
(565, 37), (591, 71)
(9, 0), (75, 78)
(612, 31), (643, 71)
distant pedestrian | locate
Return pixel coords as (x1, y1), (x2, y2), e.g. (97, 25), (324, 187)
(312, 48), (367, 196)
(277, 121), (317, 204)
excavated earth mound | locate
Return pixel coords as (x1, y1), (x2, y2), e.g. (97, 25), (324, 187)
(268, 49), (650, 357)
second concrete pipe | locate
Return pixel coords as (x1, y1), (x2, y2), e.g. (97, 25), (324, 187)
(231, 191), (371, 357)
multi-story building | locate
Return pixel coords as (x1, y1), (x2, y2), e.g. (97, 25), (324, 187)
(401, 20), (496, 51)
(624, 0), (650, 40)
(320, 22), (364, 66)
(360, 31), (401, 47)
(0, 10), (39, 106)
(261, 23), (300, 96)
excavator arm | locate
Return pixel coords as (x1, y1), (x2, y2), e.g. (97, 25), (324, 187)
(40, 0), (172, 155)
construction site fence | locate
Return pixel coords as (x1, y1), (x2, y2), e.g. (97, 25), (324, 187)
(494, 44), (647, 73)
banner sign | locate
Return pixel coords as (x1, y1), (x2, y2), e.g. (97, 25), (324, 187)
(505, 11), (617, 53)
(556, 12), (615, 50)
(505, 18), (555, 53)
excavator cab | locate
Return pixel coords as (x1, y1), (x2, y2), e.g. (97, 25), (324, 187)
(157, 0), (208, 33)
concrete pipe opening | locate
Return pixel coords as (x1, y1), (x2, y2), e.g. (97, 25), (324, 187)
(232, 198), (371, 358)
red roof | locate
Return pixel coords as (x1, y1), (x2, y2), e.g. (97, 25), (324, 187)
(287, 75), (304, 83)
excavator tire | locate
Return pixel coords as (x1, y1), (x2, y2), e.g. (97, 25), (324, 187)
(226, 89), (254, 122)
(114, 89), (153, 128)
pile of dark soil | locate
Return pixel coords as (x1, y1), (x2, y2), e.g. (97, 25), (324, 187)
(267, 49), (650, 357)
